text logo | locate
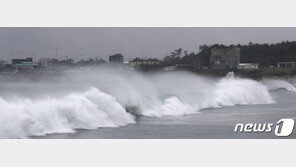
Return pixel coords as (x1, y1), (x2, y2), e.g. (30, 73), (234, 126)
(234, 118), (295, 137)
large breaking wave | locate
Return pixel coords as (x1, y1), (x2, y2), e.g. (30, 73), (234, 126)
(0, 87), (135, 138)
(0, 67), (294, 138)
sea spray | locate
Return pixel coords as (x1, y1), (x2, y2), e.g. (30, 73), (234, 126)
(262, 79), (296, 92)
(0, 67), (294, 138)
(207, 74), (275, 108)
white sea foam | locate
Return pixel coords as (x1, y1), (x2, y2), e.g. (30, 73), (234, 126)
(137, 71), (274, 116)
(262, 79), (296, 92)
(0, 87), (135, 138)
(208, 75), (275, 107)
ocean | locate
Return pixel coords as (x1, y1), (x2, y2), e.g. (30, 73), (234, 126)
(0, 67), (295, 139)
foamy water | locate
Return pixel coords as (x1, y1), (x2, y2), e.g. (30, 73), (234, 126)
(262, 79), (296, 92)
(0, 88), (135, 138)
(0, 68), (294, 138)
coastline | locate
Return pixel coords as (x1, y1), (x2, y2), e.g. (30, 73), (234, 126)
(1, 66), (296, 82)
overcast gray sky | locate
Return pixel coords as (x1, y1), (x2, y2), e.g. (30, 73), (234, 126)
(0, 27), (296, 62)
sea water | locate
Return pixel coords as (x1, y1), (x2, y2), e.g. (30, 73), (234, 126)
(0, 67), (295, 138)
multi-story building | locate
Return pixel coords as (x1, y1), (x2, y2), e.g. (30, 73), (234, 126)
(109, 54), (124, 63)
(210, 47), (240, 69)
(11, 57), (39, 70)
(12, 57), (33, 65)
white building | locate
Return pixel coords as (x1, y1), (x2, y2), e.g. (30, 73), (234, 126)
(129, 58), (160, 68)
(277, 62), (296, 68)
(237, 63), (259, 69)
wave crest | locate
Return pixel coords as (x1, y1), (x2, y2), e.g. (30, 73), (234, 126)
(0, 87), (135, 138)
(262, 79), (296, 92)
(1, 69), (293, 138)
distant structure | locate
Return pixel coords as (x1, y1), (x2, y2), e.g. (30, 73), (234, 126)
(0, 60), (8, 68)
(13, 62), (39, 70)
(12, 58), (33, 65)
(176, 60), (203, 71)
(145, 58), (161, 65)
(109, 54), (124, 63)
(129, 58), (161, 70)
(12, 57), (39, 70)
(237, 63), (259, 69)
(39, 58), (53, 68)
(210, 47), (240, 69)
(129, 58), (160, 67)
(129, 58), (145, 67)
(277, 62), (296, 68)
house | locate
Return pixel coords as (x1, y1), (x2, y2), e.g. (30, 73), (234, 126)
(210, 47), (240, 69)
(144, 58), (161, 65)
(11, 57), (39, 70)
(277, 62), (296, 68)
(13, 62), (39, 70)
(129, 58), (160, 68)
(12, 58), (33, 65)
(109, 54), (124, 63)
(237, 63), (259, 69)
(129, 58), (145, 67)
